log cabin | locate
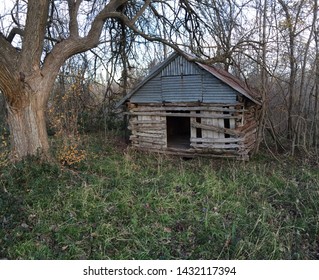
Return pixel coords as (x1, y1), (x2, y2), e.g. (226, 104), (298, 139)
(117, 52), (262, 160)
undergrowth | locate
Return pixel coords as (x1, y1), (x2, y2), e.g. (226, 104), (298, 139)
(0, 133), (318, 259)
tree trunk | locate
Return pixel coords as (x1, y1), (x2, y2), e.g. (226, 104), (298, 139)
(6, 89), (50, 160)
(313, 0), (319, 150)
(254, 0), (268, 153)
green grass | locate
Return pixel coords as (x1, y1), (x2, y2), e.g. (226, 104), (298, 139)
(0, 133), (318, 259)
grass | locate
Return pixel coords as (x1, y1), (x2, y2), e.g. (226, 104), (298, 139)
(0, 133), (318, 259)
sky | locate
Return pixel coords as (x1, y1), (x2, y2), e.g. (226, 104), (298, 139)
(0, 0), (22, 44)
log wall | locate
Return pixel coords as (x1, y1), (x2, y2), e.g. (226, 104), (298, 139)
(127, 102), (260, 160)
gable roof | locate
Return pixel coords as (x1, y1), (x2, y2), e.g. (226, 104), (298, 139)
(117, 52), (261, 107)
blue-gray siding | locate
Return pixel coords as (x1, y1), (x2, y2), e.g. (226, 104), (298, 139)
(130, 75), (162, 103)
(162, 55), (200, 76)
(202, 72), (237, 103)
(130, 55), (238, 104)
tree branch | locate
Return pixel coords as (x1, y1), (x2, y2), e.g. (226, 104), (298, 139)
(19, 0), (50, 72)
(110, 12), (230, 65)
(0, 33), (19, 67)
(0, 34), (20, 100)
(41, 0), (128, 79)
(67, 0), (83, 37)
(131, 0), (152, 24)
(7, 27), (24, 43)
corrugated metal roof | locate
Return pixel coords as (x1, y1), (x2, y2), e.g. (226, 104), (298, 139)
(116, 52), (262, 107)
(196, 63), (261, 105)
(162, 55), (200, 76)
(116, 53), (178, 107)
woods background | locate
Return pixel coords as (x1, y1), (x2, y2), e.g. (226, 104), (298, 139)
(0, 0), (318, 160)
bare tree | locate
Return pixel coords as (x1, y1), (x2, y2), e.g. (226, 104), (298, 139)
(0, 0), (224, 160)
(313, 0), (319, 150)
(2, 0), (316, 160)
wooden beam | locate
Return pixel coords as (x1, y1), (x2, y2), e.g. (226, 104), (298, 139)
(191, 143), (239, 149)
(129, 124), (166, 130)
(129, 102), (244, 107)
(191, 120), (242, 137)
(190, 137), (244, 144)
(130, 120), (166, 125)
(132, 130), (165, 135)
(131, 132), (165, 138)
(131, 106), (246, 113)
(127, 112), (242, 119)
(131, 146), (240, 158)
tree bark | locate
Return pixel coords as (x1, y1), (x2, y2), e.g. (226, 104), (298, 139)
(314, 0), (319, 150)
(254, 0), (267, 153)
(278, 0), (304, 141)
(7, 95), (49, 159)
(0, 0), (129, 161)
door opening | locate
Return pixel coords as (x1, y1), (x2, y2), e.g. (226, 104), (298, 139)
(167, 116), (191, 148)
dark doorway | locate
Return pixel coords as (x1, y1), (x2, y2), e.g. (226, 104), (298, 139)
(167, 116), (191, 148)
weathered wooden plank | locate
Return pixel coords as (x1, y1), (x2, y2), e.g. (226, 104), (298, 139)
(132, 140), (164, 147)
(245, 132), (256, 141)
(245, 140), (257, 152)
(131, 138), (165, 145)
(191, 147), (239, 155)
(241, 128), (257, 139)
(130, 115), (138, 124)
(191, 143), (239, 149)
(130, 119), (166, 125)
(130, 133), (165, 140)
(129, 124), (166, 131)
(190, 137), (244, 143)
(243, 133), (257, 145)
(164, 146), (239, 155)
(244, 128), (257, 139)
(127, 112), (242, 119)
(131, 106), (246, 113)
(131, 138), (166, 145)
(244, 139), (256, 150)
(201, 110), (214, 139)
(131, 132), (165, 138)
(131, 140), (251, 159)
(131, 129), (165, 135)
(239, 121), (257, 133)
(132, 144), (164, 150)
(138, 114), (151, 123)
(190, 117), (197, 140)
(191, 120), (241, 137)
(132, 146), (239, 158)
(218, 118), (225, 139)
(229, 106), (236, 131)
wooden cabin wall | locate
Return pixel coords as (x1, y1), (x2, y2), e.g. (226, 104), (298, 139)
(129, 114), (167, 150)
(237, 103), (261, 157)
(127, 102), (259, 159)
(189, 105), (246, 158)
